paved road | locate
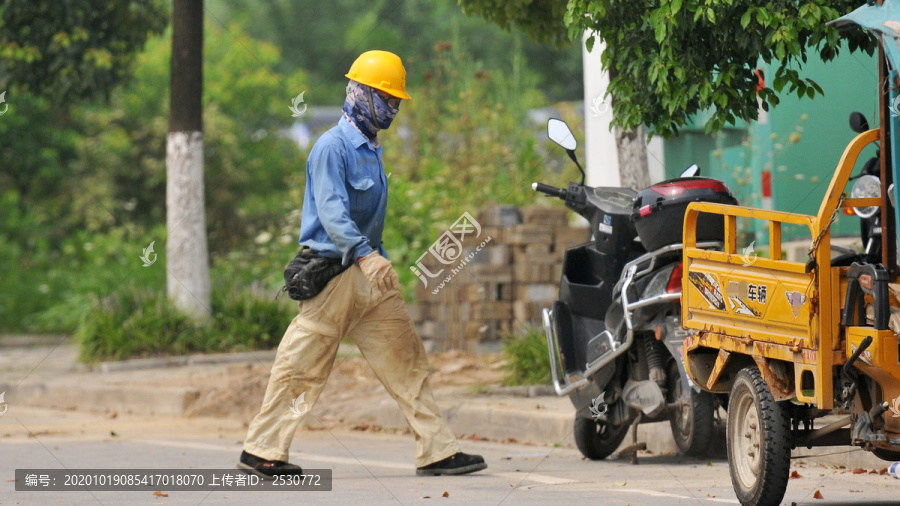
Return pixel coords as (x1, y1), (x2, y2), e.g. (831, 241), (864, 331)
(1, 407), (896, 505)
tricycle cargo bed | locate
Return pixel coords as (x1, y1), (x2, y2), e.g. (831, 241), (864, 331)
(680, 129), (891, 411)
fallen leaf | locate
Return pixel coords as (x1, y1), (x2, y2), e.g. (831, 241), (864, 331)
(153, 491), (168, 498)
(110, 431), (118, 437)
(421, 496), (431, 499)
(500, 457), (511, 461)
(813, 490), (824, 500)
(707, 494), (715, 498)
(852, 468), (866, 474)
(614, 481), (627, 487)
(790, 470), (802, 479)
(105, 411), (118, 419)
(442, 491), (449, 498)
(706, 461), (713, 466)
(850, 489), (862, 493)
(880, 468), (889, 475)
(509, 484), (518, 488)
(869, 469), (878, 474)
(504, 437), (518, 444)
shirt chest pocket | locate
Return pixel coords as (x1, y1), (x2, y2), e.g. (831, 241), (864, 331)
(347, 164), (380, 214)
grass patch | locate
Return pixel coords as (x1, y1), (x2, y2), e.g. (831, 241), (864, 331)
(76, 282), (295, 363)
(501, 325), (551, 386)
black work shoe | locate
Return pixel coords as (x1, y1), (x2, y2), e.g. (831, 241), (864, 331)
(416, 452), (487, 476)
(238, 450), (303, 478)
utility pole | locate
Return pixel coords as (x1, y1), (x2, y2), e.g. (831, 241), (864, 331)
(166, 0), (210, 319)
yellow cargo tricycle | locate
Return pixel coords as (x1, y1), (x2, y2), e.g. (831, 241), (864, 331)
(680, 3), (900, 505)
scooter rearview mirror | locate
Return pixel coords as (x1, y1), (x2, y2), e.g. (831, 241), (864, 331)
(547, 118), (586, 185)
(849, 112), (870, 134)
(547, 118), (577, 151)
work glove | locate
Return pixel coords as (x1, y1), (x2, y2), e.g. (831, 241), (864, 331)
(358, 252), (400, 300)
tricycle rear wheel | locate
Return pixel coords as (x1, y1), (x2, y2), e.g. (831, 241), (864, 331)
(573, 416), (629, 460)
(727, 366), (792, 506)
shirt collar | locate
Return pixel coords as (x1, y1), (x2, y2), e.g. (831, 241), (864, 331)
(339, 115), (379, 151)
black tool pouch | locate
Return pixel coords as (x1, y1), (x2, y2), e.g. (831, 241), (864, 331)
(281, 247), (349, 301)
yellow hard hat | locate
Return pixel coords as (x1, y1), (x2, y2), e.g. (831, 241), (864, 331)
(345, 50), (411, 100)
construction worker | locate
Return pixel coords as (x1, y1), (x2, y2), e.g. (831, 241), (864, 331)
(239, 50), (487, 477)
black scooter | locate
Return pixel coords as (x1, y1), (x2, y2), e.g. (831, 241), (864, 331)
(533, 118), (734, 460)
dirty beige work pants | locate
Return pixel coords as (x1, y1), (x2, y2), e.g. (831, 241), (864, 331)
(243, 265), (460, 467)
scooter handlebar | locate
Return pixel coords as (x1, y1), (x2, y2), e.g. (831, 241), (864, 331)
(532, 182), (568, 199)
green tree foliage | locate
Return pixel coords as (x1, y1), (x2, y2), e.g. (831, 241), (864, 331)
(456, 0), (569, 47)
(0, 0), (168, 104)
(209, 0), (584, 101)
(459, 0), (877, 137)
(73, 22), (307, 251)
(0, 21), (307, 332)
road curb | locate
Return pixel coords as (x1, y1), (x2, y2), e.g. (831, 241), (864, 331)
(98, 350), (279, 373)
(0, 335), (70, 348)
(94, 344), (363, 373)
(2, 380), (199, 417)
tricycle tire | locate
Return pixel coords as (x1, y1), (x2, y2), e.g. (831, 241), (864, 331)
(573, 416), (629, 460)
(727, 366), (792, 506)
(667, 362), (716, 456)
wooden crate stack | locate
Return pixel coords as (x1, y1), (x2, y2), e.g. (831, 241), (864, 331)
(412, 205), (590, 352)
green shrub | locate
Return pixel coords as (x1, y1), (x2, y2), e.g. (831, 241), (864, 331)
(76, 282), (295, 363)
(502, 325), (551, 386)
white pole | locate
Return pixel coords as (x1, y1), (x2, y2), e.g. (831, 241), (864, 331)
(582, 31), (619, 188)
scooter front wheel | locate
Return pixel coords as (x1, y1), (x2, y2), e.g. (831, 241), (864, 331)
(573, 416), (629, 460)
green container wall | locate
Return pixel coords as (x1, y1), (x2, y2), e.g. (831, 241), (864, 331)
(663, 46), (879, 245)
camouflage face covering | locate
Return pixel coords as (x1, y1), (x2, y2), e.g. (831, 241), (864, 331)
(342, 81), (399, 140)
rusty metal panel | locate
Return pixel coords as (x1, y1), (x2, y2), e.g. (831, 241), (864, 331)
(706, 349), (732, 390)
(684, 256), (815, 347)
(752, 356), (796, 402)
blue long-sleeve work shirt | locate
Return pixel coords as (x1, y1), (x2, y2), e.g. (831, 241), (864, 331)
(298, 116), (388, 266)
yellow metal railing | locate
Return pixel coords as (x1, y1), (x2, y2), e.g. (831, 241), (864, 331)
(681, 129), (880, 409)
(683, 203), (814, 272)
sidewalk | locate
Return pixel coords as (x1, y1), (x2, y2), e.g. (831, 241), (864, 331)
(0, 335), (891, 470)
